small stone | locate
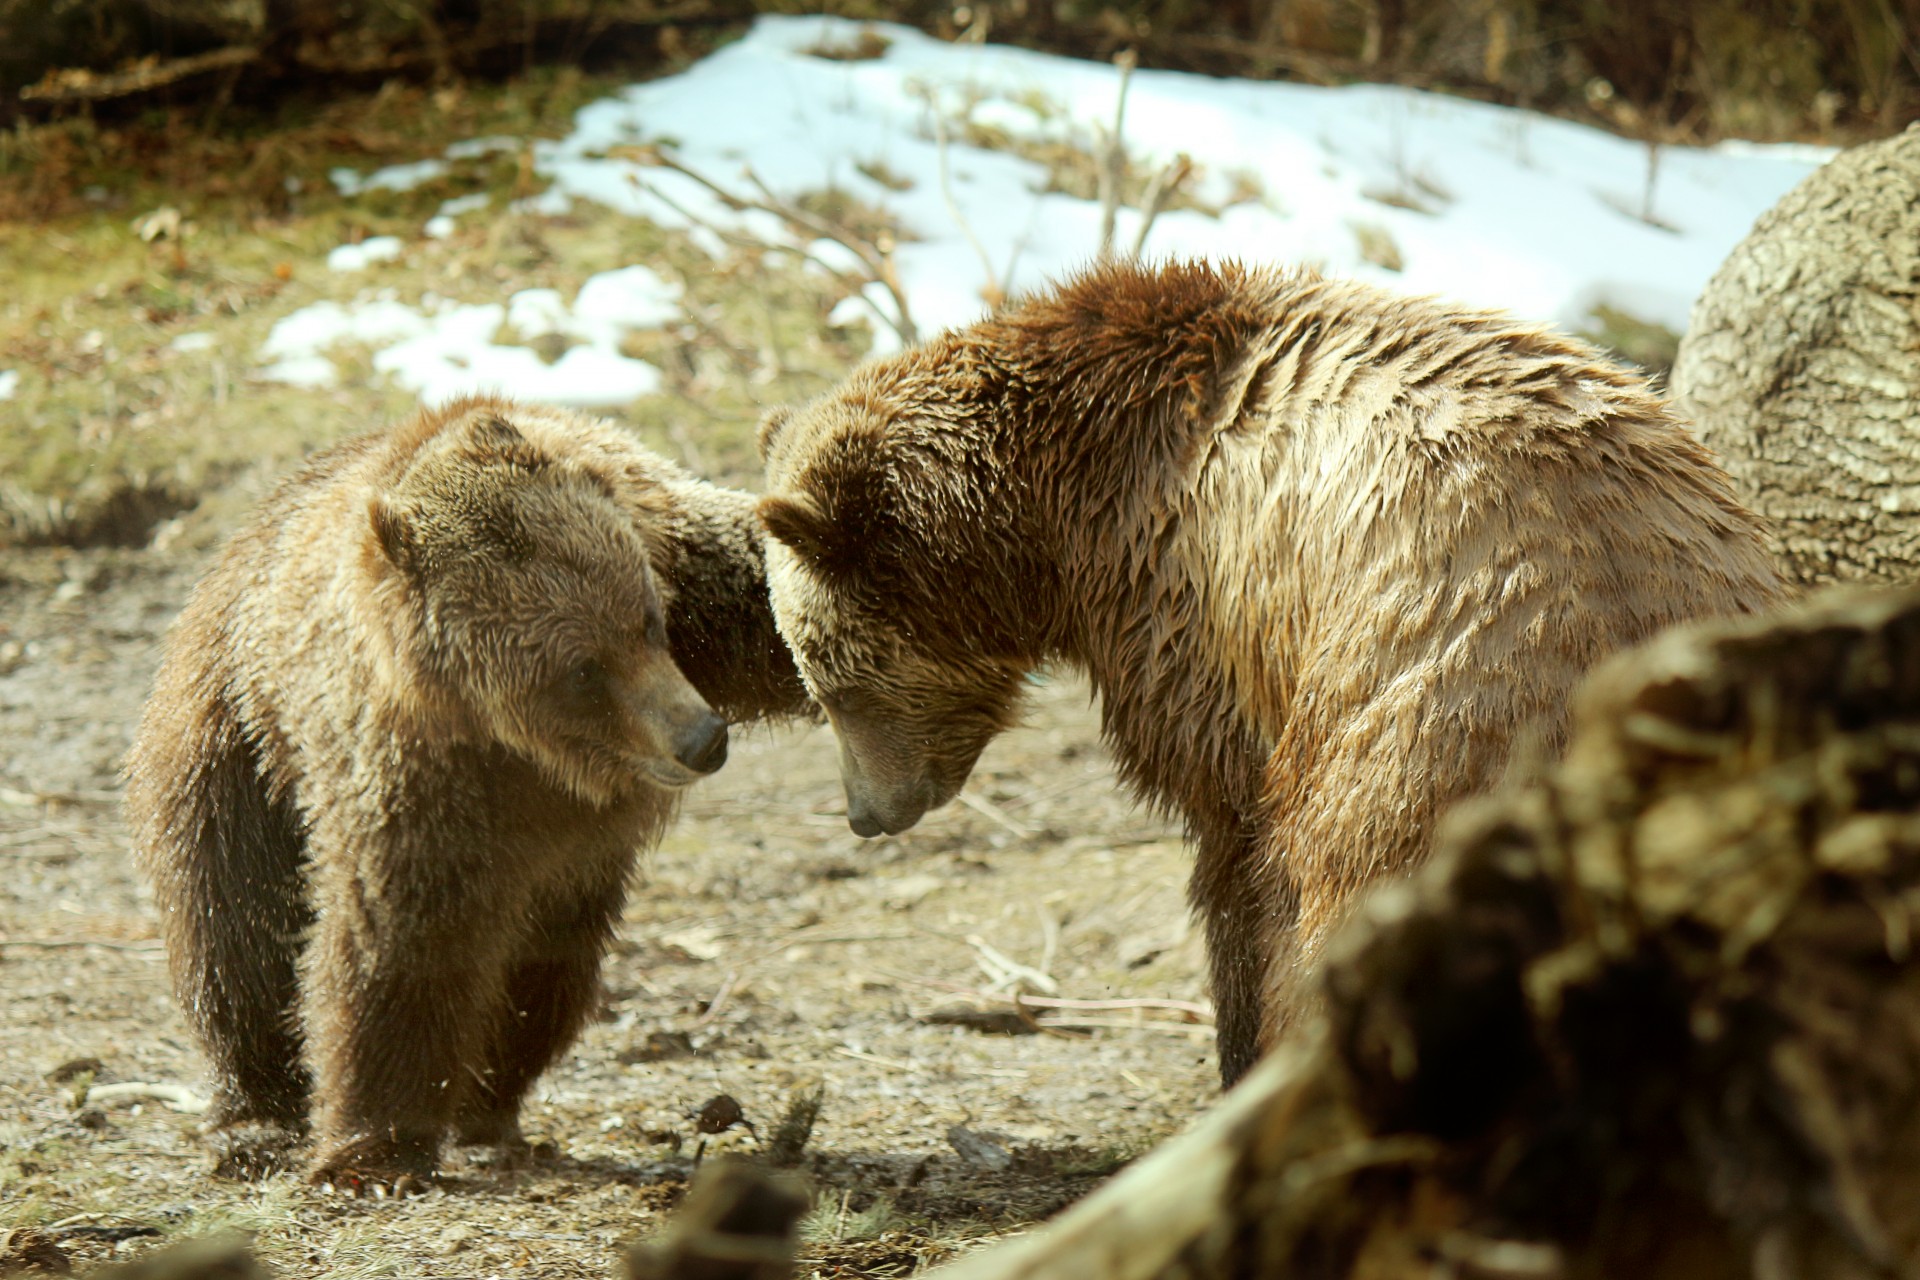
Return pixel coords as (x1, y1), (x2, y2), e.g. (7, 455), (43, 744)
(434, 1224), (474, 1256)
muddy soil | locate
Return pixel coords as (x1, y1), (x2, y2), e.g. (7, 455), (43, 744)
(0, 538), (1216, 1278)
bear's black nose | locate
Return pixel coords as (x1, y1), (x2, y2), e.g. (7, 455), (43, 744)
(674, 713), (729, 775)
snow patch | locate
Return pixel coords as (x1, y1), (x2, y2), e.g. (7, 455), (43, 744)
(327, 237), (406, 272)
(331, 159), (450, 197)
(262, 15), (1838, 406)
(256, 269), (677, 408)
(520, 15), (1831, 339)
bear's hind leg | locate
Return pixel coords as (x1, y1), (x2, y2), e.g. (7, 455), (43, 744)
(1192, 826), (1299, 1088)
(126, 682), (312, 1170)
(454, 876), (627, 1153)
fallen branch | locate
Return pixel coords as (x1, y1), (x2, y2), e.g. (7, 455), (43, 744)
(82, 1082), (210, 1115)
(9, 9), (739, 124)
(19, 46), (255, 105)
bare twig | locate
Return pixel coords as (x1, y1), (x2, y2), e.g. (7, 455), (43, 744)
(958, 788), (1034, 837)
(1095, 49), (1140, 261)
(833, 1045), (920, 1072)
(1128, 153), (1194, 259)
(638, 147), (918, 344)
(82, 1082), (210, 1114)
(929, 108), (1006, 307)
(891, 971), (1213, 1021)
(0, 938), (162, 953)
(968, 934), (1060, 996)
(1037, 1017), (1216, 1036)
(693, 968), (740, 1028)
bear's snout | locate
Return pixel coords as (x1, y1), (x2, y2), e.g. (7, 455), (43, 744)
(672, 712), (730, 775)
(844, 779), (938, 838)
(846, 795), (888, 838)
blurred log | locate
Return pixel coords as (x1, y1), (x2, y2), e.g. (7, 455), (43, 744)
(623, 1160), (809, 1280)
(18, 46), (255, 105)
(83, 1237), (265, 1280)
(931, 585), (1920, 1279)
(1672, 125), (1920, 587)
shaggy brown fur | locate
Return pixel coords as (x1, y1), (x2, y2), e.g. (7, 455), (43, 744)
(126, 396), (807, 1188)
(757, 260), (1788, 1086)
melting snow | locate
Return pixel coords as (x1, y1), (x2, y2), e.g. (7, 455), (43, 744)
(326, 236), (406, 272)
(281, 14), (1835, 402)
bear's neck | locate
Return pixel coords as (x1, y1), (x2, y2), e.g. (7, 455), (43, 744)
(658, 482), (813, 725)
(959, 331), (1271, 833)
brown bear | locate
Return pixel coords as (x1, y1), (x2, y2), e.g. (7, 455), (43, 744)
(125, 395), (808, 1190)
(756, 260), (1788, 1086)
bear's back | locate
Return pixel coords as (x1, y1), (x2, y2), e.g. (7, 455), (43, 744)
(1165, 272), (1778, 750)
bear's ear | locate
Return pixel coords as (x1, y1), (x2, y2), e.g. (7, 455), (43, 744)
(469, 411), (525, 449)
(756, 405), (795, 462)
(759, 422), (898, 575)
(758, 493), (836, 566)
(369, 497), (417, 573)
(464, 410), (548, 471)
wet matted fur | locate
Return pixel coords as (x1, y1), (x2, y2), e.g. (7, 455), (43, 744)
(757, 260), (1787, 1085)
(126, 396), (807, 1187)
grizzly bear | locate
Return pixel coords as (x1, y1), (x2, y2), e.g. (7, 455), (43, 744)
(756, 260), (1788, 1086)
(125, 396), (807, 1190)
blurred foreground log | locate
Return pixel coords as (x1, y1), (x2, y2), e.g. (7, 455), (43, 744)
(931, 586), (1920, 1279)
(623, 1160), (808, 1280)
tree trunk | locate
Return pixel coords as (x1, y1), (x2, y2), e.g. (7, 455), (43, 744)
(1671, 125), (1920, 588)
(929, 585), (1920, 1280)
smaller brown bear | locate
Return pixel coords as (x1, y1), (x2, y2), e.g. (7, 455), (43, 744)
(126, 396), (807, 1190)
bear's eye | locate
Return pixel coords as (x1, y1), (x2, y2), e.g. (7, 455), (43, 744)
(554, 658), (613, 714)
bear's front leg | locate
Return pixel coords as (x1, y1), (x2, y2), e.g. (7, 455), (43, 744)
(453, 871), (630, 1155)
(300, 843), (515, 1194)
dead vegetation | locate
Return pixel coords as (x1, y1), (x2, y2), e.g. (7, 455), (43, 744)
(0, 70), (877, 551)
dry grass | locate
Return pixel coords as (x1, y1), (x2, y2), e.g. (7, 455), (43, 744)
(0, 66), (877, 550)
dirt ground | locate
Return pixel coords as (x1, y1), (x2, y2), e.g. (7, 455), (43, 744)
(0, 535), (1217, 1278)
(0, 53), (1224, 1279)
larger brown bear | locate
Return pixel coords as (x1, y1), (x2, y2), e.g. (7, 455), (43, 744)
(757, 260), (1787, 1085)
(126, 395), (807, 1189)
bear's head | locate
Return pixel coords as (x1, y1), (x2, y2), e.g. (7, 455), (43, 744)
(368, 408), (728, 805)
(756, 390), (1028, 838)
